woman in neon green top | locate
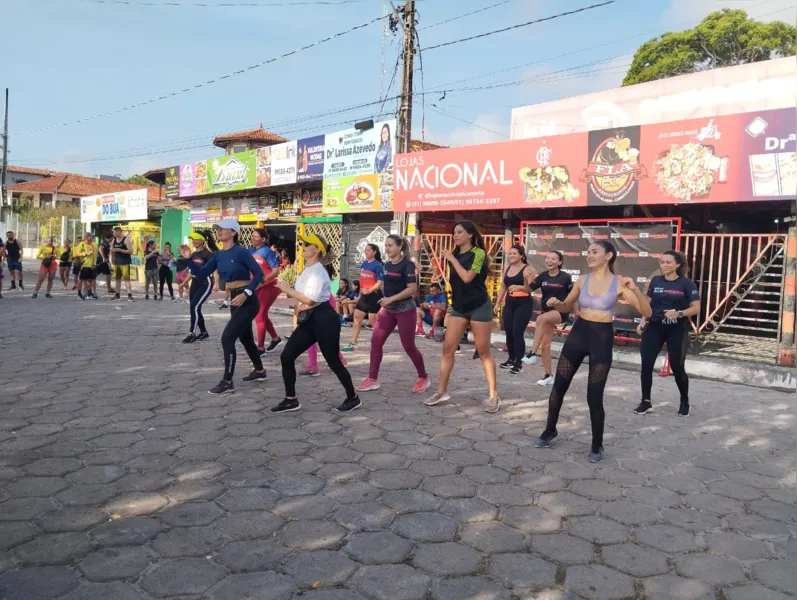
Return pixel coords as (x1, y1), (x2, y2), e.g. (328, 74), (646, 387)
(32, 237), (59, 298)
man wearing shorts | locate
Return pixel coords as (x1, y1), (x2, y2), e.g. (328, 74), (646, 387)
(416, 282), (448, 338)
(111, 226), (134, 301)
(5, 231), (23, 291)
(96, 234), (113, 294)
(73, 232), (98, 300)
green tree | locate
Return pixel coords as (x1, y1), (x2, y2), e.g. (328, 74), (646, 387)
(623, 9), (796, 86)
(124, 174), (158, 186)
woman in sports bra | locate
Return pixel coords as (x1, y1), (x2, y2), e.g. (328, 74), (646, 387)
(494, 244), (536, 375)
(534, 240), (652, 464)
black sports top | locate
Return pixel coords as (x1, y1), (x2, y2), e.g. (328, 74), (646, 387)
(504, 265), (531, 300)
(113, 237), (131, 265)
(532, 270), (573, 312)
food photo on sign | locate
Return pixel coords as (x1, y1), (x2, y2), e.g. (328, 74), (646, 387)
(582, 126), (647, 206)
(256, 147), (272, 188)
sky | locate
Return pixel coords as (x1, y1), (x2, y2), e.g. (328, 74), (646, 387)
(2, 0), (795, 178)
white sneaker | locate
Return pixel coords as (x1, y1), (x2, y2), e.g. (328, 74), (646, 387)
(537, 374), (555, 386)
(522, 353), (539, 365)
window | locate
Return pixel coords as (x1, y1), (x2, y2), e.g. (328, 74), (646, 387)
(231, 143), (247, 154)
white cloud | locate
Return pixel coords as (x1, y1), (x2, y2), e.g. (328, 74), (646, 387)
(661, 0), (797, 28)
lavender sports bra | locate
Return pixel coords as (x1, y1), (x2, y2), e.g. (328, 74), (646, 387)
(578, 274), (618, 315)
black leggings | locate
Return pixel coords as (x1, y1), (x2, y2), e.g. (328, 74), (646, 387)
(280, 302), (356, 400)
(503, 298), (533, 362)
(545, 318), (613, 449)
(189, 279), (212, 335)
(159, 266), (174, 299)
(640, 320), (690, 403)
(222, 291), (263, 381)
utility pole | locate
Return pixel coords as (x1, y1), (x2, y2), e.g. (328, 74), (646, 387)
(1, 88), (8, 212)
(396, 0), (416, 238)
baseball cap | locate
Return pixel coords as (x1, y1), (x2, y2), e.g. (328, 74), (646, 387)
(213, 218), (241, 233)
(298, 232), (328, 256)
(188, 232), (205, 241)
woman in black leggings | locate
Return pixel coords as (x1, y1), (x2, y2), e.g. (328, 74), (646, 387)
(635, 251), (700, 417)
(181, 218), (265, 395)
(495, 244), (536, 374)
(534, 241), (652, 463)
(272, 232), (359, 415)
(159, 242), (176, 300)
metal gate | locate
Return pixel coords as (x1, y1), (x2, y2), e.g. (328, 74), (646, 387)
(340, 218), (393, 283)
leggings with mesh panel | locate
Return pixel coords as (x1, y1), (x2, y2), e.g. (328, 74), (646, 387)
(544, 318), (614, 449)
(640, 319), (690, 402)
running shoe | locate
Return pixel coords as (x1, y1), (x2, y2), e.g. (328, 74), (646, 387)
(334, 396), (363, 413)
(341, 321), (352, 328)
(413, 377), (431, 394)
(241, 370), (267, 382)
(485, 395), (501, 413)
(534, 430), (558, 448)
(271, 398), (301, 413)
(415, 329), (426, 338)
(31, 293), (38, 298)
(588, 446), (604, 463)
(45, 293), (53, 299)
(423, 392), (450, 406)
(537, 374), (555, 386)
(522, 352), (539, 365)
(182, 334), (197, 344)
(499, 358), (514, 369)
(300, 369), (321, 378)
(219, 301), (229, 310)
(208, 380), (235, 395)
(265, 338), (283, 353)
(678, 401), (690, 417)
(114, 293), (121, 300)
(455, 345), (462, 354)
(145, 295), (149, 300)
(425, 330), (436, 339)
(356, 378), (380, 392)
(342, 344), (357, 352)
(127, 294), (134, 302)
(257, 347), (267, 356)
(509, 362), (523, 375)
(9, 284), (16, 290)
(472, 349), (480, 360)
(634, 401), (653, 415)
(195, 332), (210, 341)
(18, 284), (24, 291)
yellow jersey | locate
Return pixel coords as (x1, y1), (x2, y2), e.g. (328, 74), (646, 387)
(36, 244), (58, 261)
(73, 242), (97, 268)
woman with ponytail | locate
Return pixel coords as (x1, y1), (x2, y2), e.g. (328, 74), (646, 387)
(343, 243), (384, 352)
(355, 235), (430, 394)
(494, 244), (537, 374)
(180, 229), (219, 344)
(634, 250), (700, 417)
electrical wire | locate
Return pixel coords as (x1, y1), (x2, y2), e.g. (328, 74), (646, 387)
(419, 0), (512, 30)
(78, 0), (375, 6)
(427, 104), (506, 138)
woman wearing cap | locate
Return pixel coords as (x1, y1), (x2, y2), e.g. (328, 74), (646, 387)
(180, 231), (217, 344)
(181, 218), (267, 395)
(273, 232), (360, 414)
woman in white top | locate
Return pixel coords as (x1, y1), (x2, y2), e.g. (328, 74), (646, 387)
(274, 233), (360, 414)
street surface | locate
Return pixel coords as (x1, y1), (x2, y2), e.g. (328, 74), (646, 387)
(0, 285), (795, 600)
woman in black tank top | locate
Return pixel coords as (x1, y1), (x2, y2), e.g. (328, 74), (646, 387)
(59, 239), (73, 290)
(494, 245), (536, 374)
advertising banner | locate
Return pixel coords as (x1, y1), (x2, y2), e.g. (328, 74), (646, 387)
(300, 188), (323, 215)
(297, 136), (325, 183)
(271, 141), (298, 187)
(583, 126), (646, 207)
(179, 162), (203, 197)
(205, 199), (222, 223)
(237, 198), (259, 223)
(323, 119), (395, 214)
(80, 188), (149, 223)
(256, 147), (272, 188)
(189, 199), (208, 224)
(165, 166), (180, 201)
(278, 191), (300, 218)
(207, 151), (256, 195)
(524, 222), (673, 331)
(258, 194), (279, 220)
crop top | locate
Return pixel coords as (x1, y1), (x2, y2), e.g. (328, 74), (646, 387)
(578, 274), (618, 315)
(187, 244), (263, 293)
(504, 265), (530, 299)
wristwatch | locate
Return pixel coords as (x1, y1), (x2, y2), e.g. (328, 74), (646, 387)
(244, 289), (253, 297)
(678, 310), (684, 318)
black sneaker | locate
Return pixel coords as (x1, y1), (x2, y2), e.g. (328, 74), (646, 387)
(265, 338), (283, 353)
(182, 333), (197, 344)
(127, 294), (134, 302)
(510, 361), (523, 375)
(588, 446), (604, 463)
(455, 345), (462, 354)
(634, 400), (653, 415)
(271, 398), (301, 413)
(334, 396), (363, 413)
(208, 380), (234, 395)
(535, 430), (558, 448)
(9, 283), (16, 290)
(18, 284), (24, 291)
(678, 401), (690, 417)
(499, 358), (514, 369)
(114, 293), (120, 300)
(145, 295), (149, 300)
(45, 293), (53, 299)
(195, 332), (210, 341)
(242, 370), (267, 382)
(472, 349), (480, 360)
(31, 293), (38, 298)
(219, 301), (229, 311)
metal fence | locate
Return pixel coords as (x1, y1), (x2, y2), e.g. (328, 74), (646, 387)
(1, 214), (84, 251)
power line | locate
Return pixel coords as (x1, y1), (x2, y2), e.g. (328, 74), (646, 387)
(427, 104), (506, 138)
(78, 0), (373, 6)
(425, 1), (616, 51)
(419, 0), (511, 30)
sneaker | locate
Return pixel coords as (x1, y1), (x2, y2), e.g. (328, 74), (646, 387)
(356, 378), (380, 392)
(425, 330), (436, 339)
(535, 430), (558, 448)
(472, 349), (480, 360)
(182, 334), (197, 344)
(265, 338), (283, 353)
(300, 369), (321, 377)
(257, 347), (267, 356)
(413, 377), (431, 394)
(113, 293), (121, 300)
(416, 329), (426, 338)
(208, 380), (235, 395)
(127, 294), (134, 302)
(455, 345), (462, 355)
(341, 321), (352, 327)
(423, 392), (450, 407)
(537, 374), (555, 386)
(342, 344), (357, 352)
(18, 284), (24, 291)
(499, 358), (514, 369)
(678, 401), (690, 417)
(241, 370), (267, 382)
(219, 301), (229, 310)
(145, 295), (149, 300)
(634, 401), (653, 415)
(45, 293), (53, 299)
(271, 398), (301, 413)
(522, 352), (539, 365)
(195, 332), (210, 341)
(31, 293), (38, 298)
(509, 362), (523, 375)
(335, 396), (363, 413)
(588, 446), (604, 463)
(485, 395), (501, 413)
(9, 283), (16, 290)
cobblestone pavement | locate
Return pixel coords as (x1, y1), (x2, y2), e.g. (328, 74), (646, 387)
(0, 287), (795, 600)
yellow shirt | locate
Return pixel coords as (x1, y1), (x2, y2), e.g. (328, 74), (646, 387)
(74, 242), (97, 268)
(37, 244), (58, 261)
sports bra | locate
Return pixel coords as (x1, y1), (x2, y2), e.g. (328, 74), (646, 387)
(504, 266), (530, 298)
(578, 274), (618, 315)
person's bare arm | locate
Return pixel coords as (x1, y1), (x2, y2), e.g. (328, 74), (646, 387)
(547, 275), (584, 313)
(619, 277), (652, 318)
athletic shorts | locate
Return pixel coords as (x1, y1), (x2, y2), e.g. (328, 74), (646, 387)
(542, 306), (570, 323)
(79, 267), (97, 281)
(59, 262), (70, 268)
(356, 291), (383, 315)
(114, 264), (131, 280)
(72, 263), (82, 275)
(96, 262), (111, 276)
(176, 272), (188, 284)
(40, 262), (58, 274)
(423, 308), (446, 326)
(449, 299), (493, 323)
(7, 261), (22, 272)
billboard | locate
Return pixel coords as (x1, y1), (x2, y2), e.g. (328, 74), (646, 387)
(164, 166), (179, 201)
(297, 135), (325, 182)
(271, 141), (298, 187)
(207, 151), (256, 195)
(80, 188), (148, 224)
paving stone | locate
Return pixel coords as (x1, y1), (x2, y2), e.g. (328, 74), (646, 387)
(440, 498), (498, 523)
(460, 522), (526, 553)
(114, 472), (174, 493)
(675, 553), (746, 586)
(61, 582), (148, 600)
(568, 479), (623, 501)
(325, 482), (383, 504)
(685, 492), (745, 515)
(725, 513), (786, 538)
(634, 524), (698, 553)
(624, 486), (682, 507)
(620, 458), (670, 475)
(24, 457), (82, 477)
(157, 502), (224, 527)
(0, 497), (57, 521)
(335, 503), (396, 531)
(13, 532), (94, 566)
(488, 552), (557, 590)
(413, 542), (482, 576)
(532, 533), (595, 565)
(601, 542), (669, 576)
(211, 571), (298, 600)
(5, 476), (70, 497)
(214, 539), (288, 573)
(359, 454), (407, 470)
(346, 531), (414, 564)
(282, 550), (359, 587)
(0, 566), (81, 599)
(754, 560), (796, 595)
(381, 490), (440, 513)
(273, 495), (338, 520)
(89, 516), (163, 546)
(409, 460), (456, 477)
(0, 522), (38, 551)
(641, 575), (715, 600)
(215, 487), (280, 512)
(661, 508), (722, 532)
(724, 583), (793, 600)
(77, 546), (151, 581)
(281, 519), (347, 550)
(501, 506), (561, 534)
(477, 483), (534, 506)
(431, 576), (511, 600)
(105, 492), (168, 517)
(296, 590), (368, 600)
(537, 491), (596, 518)
(461, 466), (511, 484)
(421, 475), (477, 499)
(749, 498), (797, 522)
(369, 469), (423, 490)
(140, 557), (227, 596)
(707, 480), (763, 501)
(566, 516), (629, 545)
(706, 531), (771, 560)
(565, 564), (635, 600)
(152, 526), (228, 557)
(37, 507), (109, 532)
(351, 564), (431, 600)
(271, 474), (327, 496)
(392, 512), (457, 542)
(67, 465), (126, 485)
(222, 467), (277, 488)
(217, 511), (285, 540)
(514, 473), (567, 493)
(445, 449), (491, 466)
(600, 500), (659, 525)
(649, 474), (706, 495)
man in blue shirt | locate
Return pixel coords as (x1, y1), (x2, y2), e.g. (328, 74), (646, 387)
(416, 282), (448, 338)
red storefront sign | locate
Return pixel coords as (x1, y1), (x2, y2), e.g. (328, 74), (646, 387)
(394, 107), (795, 212)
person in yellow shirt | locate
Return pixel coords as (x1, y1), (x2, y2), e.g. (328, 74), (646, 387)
(73, 232), (98, 300)
(58, 239), (73, 290)
(31, 238), (59, 299)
